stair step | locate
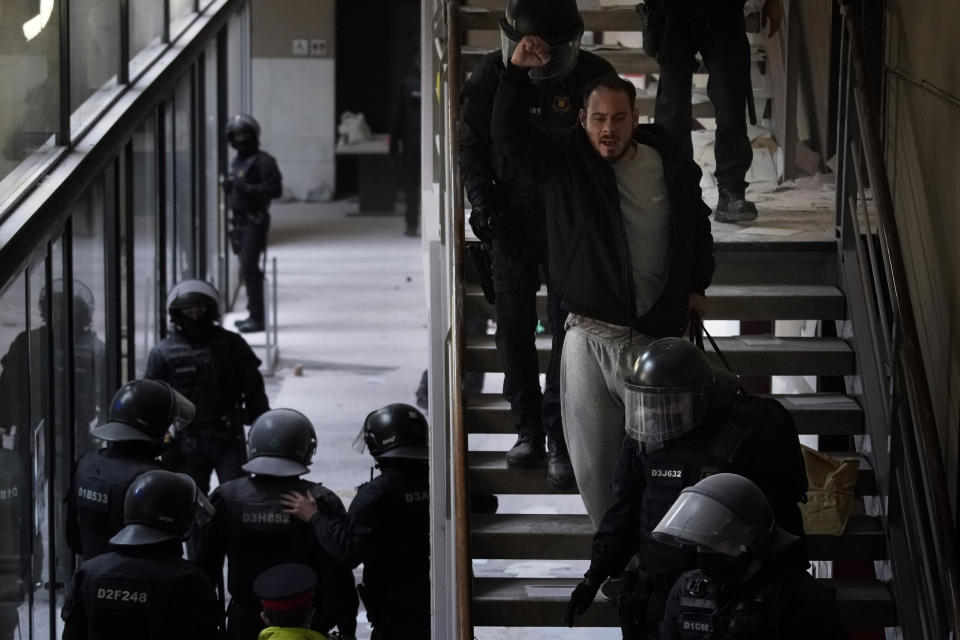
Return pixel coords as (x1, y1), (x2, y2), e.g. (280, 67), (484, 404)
(712, 242), (838, 285)
(464, 334), (854, 376)
(472, 577), (896, 627)
(461, 7), (646, 33)
(464, 284), (846, 321)
(470, 514), (884, 561)
(468, 451), (876, 496)
(465, 393), (863, 436)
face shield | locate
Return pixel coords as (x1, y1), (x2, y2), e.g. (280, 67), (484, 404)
(624, 381), (707, 444)
(352, 425), (369, 455)
(651, 490), (768, 558)
(500, 30), (582, 83)
(167, 386), (196, 433)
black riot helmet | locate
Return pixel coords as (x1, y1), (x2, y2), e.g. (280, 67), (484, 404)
(624, 338), (741, 444)
(92, 379), (195, 444)
(166, 279), (222, 339)
(243, 409), (318, 477)
(653, 473), (799, 559)
(226, 114), (261, 152)
(109, 470), (214, 546)
(499, 0), (584, 83)
(39, 278), (95, 329)
(354, 403), (428, 461)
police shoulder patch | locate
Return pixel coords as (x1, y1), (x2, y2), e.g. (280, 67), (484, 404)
(553, 94), (572, 114)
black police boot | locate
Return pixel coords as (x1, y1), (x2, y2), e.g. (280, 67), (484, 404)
(236, 317), (264, 333)
(546, 437), (575, 490)
(505, 432), (545, 468)
(714, 187), (758, 223)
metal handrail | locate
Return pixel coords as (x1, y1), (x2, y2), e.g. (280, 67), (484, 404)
(836, 1), (960, 634)
(444, 1), (474, 637)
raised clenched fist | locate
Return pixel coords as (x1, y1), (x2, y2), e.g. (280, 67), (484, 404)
(510, 35), (552, 69)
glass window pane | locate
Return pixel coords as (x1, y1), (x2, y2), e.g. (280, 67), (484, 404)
(130, 0), (165, 80)
(70, 180), (109, 458)
(133, 114), (159, 376)
(26, 261), (51, 640)
(0, 1), (60, 209)
(0, 272), (28, 640)
(175, 74), (195, 280)
(49, 238), (70, 639)
(170, 0), (195, 38)
(203, 42), (221, 289)
(70, 0), (121, 134)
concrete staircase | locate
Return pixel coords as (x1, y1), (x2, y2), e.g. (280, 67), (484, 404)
(462, 237), (897, 631)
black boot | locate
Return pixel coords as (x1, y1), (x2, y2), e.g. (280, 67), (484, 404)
(547, 437), (576, 490)
(714, 187), (758, 223)
(505, 432), (545, 468)
(236, 317), (264, 333)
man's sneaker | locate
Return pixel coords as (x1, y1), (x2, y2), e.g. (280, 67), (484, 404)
(546, 438), (576, 490)
(236, 317), (265, 333)
(714, 188), (758, 223)
(505, 433), (546, 468)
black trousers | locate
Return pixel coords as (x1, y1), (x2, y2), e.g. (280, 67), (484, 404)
(232, 214), (270, 323)
(401, 144), (421, 232)
(164, 429), (246, 495)
(491, 234), (564, 445)
(655, 8), (753, 192)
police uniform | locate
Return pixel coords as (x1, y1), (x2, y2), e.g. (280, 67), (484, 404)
(588, 395), (807, 636)
(65, 444), (161, 561)
(308, 462), (430, 640)
(61, 540), (221, 640)
(146, 325), (269, 493)
(195, 477), (358, 640)
(227, 147), (282, 327)
(459, 50), (615, 456)
(391, 60), (422, 236)
(660, 555), (847, 639)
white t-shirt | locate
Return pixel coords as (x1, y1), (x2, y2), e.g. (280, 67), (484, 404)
(612, 142), (672, 316)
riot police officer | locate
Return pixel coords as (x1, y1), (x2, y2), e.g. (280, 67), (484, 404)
(224, 113), (283, 333)
(66, 379), (195, 561)
(194, 409), (358, 640)
(565, 338), (808, 638)
(391, 55), (422, 237)
(146, 279), (270, 494)
(62, 469), (220, 640)
(282, 404), (430, 640)
(655, 473), (846, 639)
(460, 0), (616, 488)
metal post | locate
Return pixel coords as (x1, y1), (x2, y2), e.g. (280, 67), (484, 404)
(271, 255), (278, 365)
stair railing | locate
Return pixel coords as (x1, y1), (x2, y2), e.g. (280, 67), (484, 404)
(834, 1), (960, 636)
(442, 0), (474, 637)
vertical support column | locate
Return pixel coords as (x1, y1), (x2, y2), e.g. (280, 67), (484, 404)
(119, 0), (130, 85)
(58, 0), (71, 143)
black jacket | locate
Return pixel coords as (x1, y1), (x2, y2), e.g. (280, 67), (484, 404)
(62, 541), (220, 640)
(194, 475), (358, 637)
(227, 149), (282, 214)
(660, 553), (847, 640)
(491, 62), (714, 335)
(308, 461), (429, 635)
(588, 396), (807, 582)
(460, 50), (615, 218)
(145, 326), (269, 430)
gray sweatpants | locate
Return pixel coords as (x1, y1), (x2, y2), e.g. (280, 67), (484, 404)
(560, 315), (653, 529)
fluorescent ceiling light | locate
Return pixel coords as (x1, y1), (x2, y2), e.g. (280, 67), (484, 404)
(23, 0), (55, 42)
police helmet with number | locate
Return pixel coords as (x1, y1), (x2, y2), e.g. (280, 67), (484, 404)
(354, 403), (428, 461)
(243, 409), (318, 477)
(110, 470), (214, 546)
(653, 473), (799, 559)
(499, 0), (584, 83)
(166, 279), (223, 322)
(624, 338), (741, 445)
(92, 379), (195, 443)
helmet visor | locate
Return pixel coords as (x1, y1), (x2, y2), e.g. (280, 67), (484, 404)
(168, 387), (196, 433)
(352, 425), (368, 454)
(652, 491), (760, 557)
(624, 384), (702, 443)
(500, 32), (581, 83)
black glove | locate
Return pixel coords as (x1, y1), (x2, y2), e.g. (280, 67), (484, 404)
(469, 206), (501, 245)
(564, 575), (603, 627)
(222, 176), (234, 193)
(233, 178), (251, 195)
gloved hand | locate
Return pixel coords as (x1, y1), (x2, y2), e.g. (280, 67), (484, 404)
(232, 178), (251, 195)
(564, 575), (603, 627)
(222, 176), (234, 193)
(468, 206), (501, 245)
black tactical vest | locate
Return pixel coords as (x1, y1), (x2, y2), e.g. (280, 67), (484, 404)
(677, 572), (719, 639)
(72, 448), (160, 561)
(638, 420), (751, 576)
(155, 329), (242, 431)
(676, 570), (788, 640)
